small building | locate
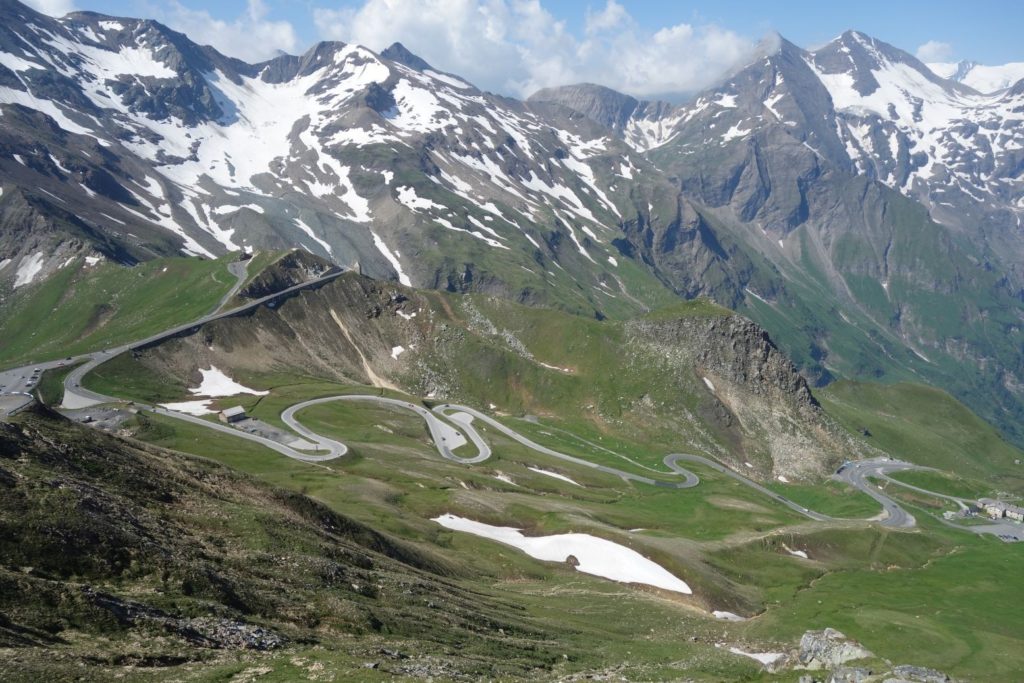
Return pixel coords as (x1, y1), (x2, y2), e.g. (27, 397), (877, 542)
(219, 406), (246, 424)
(977, 498), (1024, 521)
(978, 498), (1008, 519)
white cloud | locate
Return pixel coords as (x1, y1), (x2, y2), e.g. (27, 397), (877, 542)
(584, 0), (628, 35)
(312, 0), (755, 98)
(149, 0), (298, 63)
(915, 40), (954, 63)
(22, 0), (76, 16)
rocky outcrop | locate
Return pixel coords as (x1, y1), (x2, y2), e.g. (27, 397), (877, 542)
(827, 667), (872, 683)
(885, 665), (952, 683)
(627, 311), (854, 478)
(83, 587), (286, 650)
(634, 313), (819, 412)
(238, 249), (336, 299)
(797, 628), (874, 670)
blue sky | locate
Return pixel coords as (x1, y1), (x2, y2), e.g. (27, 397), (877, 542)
(23, 0), (1024, 97)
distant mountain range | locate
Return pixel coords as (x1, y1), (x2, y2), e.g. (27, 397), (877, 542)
(1, 0), (1022, 447)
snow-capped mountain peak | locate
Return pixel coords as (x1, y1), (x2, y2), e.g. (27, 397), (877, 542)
(1, 0), (649, 300)
(927, 59), (1024, 94)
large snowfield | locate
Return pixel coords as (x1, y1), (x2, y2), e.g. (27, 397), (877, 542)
(432, 513), (692, 594)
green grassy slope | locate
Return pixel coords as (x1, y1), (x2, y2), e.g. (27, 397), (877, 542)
(887, 469), (999, 500)
(742, 523), (1024, 680)
(821, 380), (1024, 492)
(112, 378), (1024, 682)
(0, 409), (576, 681)
(3, 408), (787, 682)
(766, 480), (881, 519)
(0, 255), (237, 367)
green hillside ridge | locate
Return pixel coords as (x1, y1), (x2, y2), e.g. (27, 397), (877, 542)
(0, 250), (309, 370)
(887, 469), (999, 501)
(820, 380), (1024, 493)
(82, 271), (855, 480)
(0, 255), (236, 367)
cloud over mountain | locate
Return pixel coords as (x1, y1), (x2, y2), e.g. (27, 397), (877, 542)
(313, 0), (755, 98)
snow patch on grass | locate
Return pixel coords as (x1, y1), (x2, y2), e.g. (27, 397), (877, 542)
(782, 544), (809, 559)
(14, 252), (45, 288)
(161, 399), (216, 416)
(188, 366), (268, 397)
(527, 467), (581, 487)
(432, 514), (692, 594)
(727, 647), (786, 666)
(713, 611), (747, 622)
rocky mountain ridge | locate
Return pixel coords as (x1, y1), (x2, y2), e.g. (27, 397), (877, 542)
(1, 0), (1023, 448)
(0, 0), (692, 320)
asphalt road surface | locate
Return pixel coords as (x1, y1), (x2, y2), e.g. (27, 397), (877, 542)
(435, 403), (701, 489)
(216, 260), (250, 312)
(832, 459), (917, 528)
(280, 394), (491, 464)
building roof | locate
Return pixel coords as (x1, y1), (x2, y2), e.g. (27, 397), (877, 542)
(979, 498), (1024, 514)
(221, 406), (246, 417)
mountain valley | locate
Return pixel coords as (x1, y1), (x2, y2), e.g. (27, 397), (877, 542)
(3, 0), (1024, 680)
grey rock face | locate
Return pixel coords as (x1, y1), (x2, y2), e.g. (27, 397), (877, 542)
(828, 667), (872, 683)
(380, 41), (433, 71)
(529, 83), (642, 131)
(626, 312), (855, 478)
(798, 628), (874, 670)
(885, 664), (952, 683)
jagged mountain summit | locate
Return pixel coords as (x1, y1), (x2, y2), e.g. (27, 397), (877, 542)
(1, 1), (1023, 448)
(0, 0), (684, 317)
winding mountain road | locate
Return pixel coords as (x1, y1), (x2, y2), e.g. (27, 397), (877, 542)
(40, 361), (1024, 535)
(833, 459), (920, 528)
(4, 259), (1017, 540)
